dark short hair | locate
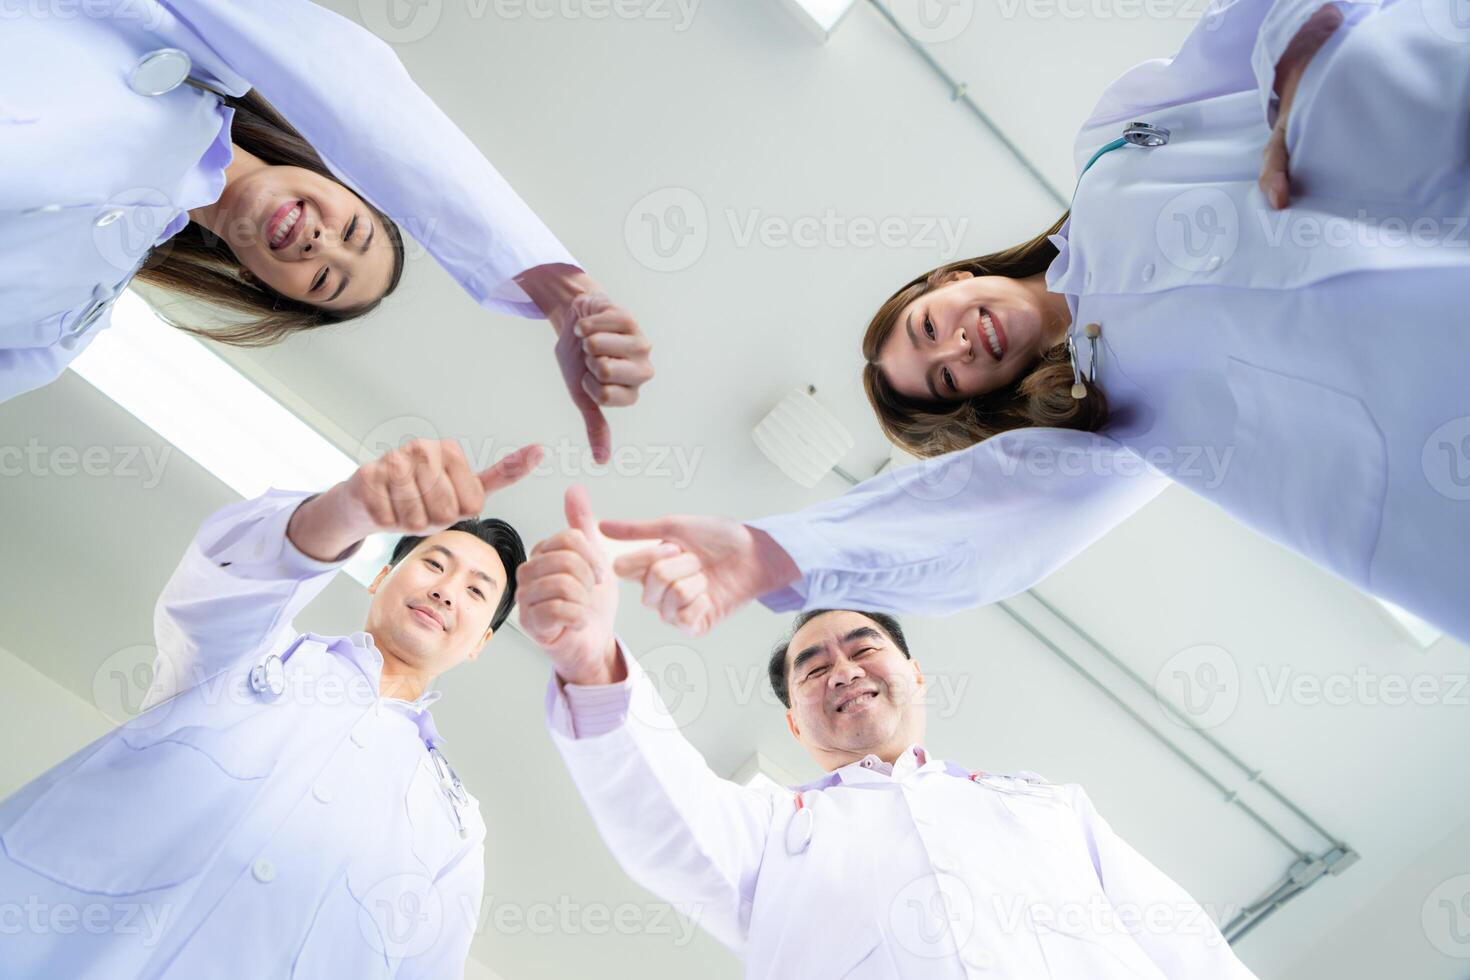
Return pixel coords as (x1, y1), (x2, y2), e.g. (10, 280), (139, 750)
(389, 519), (527, 631)
(768, 609), (911, 709)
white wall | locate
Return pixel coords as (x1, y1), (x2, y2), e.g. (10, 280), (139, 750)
(0, 645), (112, 800)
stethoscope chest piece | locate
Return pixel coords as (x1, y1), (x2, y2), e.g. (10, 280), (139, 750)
(1123, 121), (1170, 147)
(786, 799), (814, 856)
(249, 654), (285, 698)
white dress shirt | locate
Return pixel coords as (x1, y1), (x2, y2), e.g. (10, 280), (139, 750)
(0, 490), (486, 979)
(550, 650), (1258, 979)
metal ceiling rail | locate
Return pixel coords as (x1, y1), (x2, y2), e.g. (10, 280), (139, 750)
(862, 0), (1070, 210)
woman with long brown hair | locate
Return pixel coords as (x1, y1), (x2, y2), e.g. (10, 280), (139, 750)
(4, 0), (651, 460)
(601, 0), (1470, 647)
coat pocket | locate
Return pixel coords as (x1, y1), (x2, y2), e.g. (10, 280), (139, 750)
(0, 730), (271, 896)
(1221, 357), (1387, 587)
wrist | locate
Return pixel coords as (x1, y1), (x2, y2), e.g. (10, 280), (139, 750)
(286, 486), (371, 563)
(557, 635), (626, 687)
(748, 526), (802, 596)
(516, 263), (595, 332)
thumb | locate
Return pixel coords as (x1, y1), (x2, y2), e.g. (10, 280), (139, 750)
(479, 444), (545, 494)
(581, 403), (611, 466)
(564, 484), (602, 540)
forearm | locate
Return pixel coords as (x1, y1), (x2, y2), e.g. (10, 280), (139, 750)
(515, 264), (599, 334)
(285, 486), (374, 564)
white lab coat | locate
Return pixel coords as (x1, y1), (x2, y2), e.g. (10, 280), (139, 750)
(547, 652), (1258, 979)
(751, 0), (1470, 642)
(1, 0), (574, 403)
(0, 490), (486, 979)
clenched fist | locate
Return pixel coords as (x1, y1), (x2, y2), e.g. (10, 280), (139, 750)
(288, 440), (545, 563)
(518, 486), (625, 686)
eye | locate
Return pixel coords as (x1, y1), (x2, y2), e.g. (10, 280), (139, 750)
(469, 586), (485, 600)
(806, 665), (828, 681)
(855, 646), (878, 657)
(941, 368), (957, 393)
(344, 214), (359, 245)
(424, 559), (443, 571)
(310, 268), (328, 293)
(924, 313), (936, 340)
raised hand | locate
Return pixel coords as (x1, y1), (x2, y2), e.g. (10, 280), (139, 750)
(518, 265), (654, 465)
(287, 440), (544, 562)
(518, 486), (624, 686)
(599, 515), (801, 637)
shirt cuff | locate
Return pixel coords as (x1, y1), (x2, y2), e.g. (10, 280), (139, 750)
(205, 488), (364, 581)
(546, 639), (636, 740)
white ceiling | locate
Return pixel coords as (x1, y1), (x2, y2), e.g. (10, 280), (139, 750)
(3, 2), (1469, 978)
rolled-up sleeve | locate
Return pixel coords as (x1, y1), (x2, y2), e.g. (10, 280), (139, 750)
(1250, 0), (1381, 127)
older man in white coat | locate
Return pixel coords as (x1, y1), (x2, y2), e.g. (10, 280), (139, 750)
(520, 487), (1259, 979)
(0, 437), (548, 979)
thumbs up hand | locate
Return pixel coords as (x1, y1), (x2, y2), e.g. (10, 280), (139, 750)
(518, 486), (625, 686)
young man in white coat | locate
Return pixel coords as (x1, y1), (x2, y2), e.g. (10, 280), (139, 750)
(0, 438), (544, 979)
(521, 486), (1260, 979)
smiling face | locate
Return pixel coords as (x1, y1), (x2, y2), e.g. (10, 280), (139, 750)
(364, 530), (510, 682)
(783, 611), (926, 771)
(875, 270), (1064, 403)
(210, 163), (396, 311)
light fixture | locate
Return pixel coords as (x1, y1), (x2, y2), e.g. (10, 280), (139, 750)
(752, 386), (856, 489)
(775, 0), (858, 40)
(1374, 597), (1443, 650)
(69, 290), (395, 587)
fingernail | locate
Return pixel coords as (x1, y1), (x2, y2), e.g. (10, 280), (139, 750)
(573, 323), (584, 338)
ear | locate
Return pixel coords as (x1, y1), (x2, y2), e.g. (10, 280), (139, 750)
(786, 710), (801, 741)
(911, 658), (925, 688)
(932, 269), (974, 288)
(468, 626), (495, 662)
(366, 565), (391, 596)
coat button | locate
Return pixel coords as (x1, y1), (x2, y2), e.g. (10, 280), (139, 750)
(94, 209), (125, 228)
(252, 859), (276, 883)
(1205, 255), (1223, 271)
(129, 48), (193, 96)
(1141, 263), (1156, 282)
(962, 946), (995, 970)
(23, 204), (63, 216)
(312, 783), (333, 804)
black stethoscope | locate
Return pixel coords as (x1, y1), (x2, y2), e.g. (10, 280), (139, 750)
(1066, 121), (1172, 400)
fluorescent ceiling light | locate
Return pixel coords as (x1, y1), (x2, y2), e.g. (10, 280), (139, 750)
(69, 290), (394, 587)
(776, 0), (858, 40)
(1374, 598), (1444, 650)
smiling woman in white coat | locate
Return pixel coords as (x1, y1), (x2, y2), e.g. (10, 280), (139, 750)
(2, 0), (653, 459)
(600, 0), (1470, 646)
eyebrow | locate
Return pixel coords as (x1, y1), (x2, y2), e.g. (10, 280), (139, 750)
(906, 313), (942, 401)
(424, 544), (499, 588)
(361, 218), (374, 255)
(789, 626), (886, 677)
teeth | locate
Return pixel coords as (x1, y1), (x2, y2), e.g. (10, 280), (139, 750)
(980, 312), (1002, 358)
(271, 205), (301, 246)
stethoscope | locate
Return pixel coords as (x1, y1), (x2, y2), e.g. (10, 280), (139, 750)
(249, 650), (471, 840)
(784, 768), (1056, 856)
(1065, 121), (1172, 401)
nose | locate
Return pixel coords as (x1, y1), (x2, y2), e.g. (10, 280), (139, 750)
(949, 327), (972, 362)
(429, 589), (452, 608)
(301, 226), (322, 255)
(829, 659), (864, 689)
